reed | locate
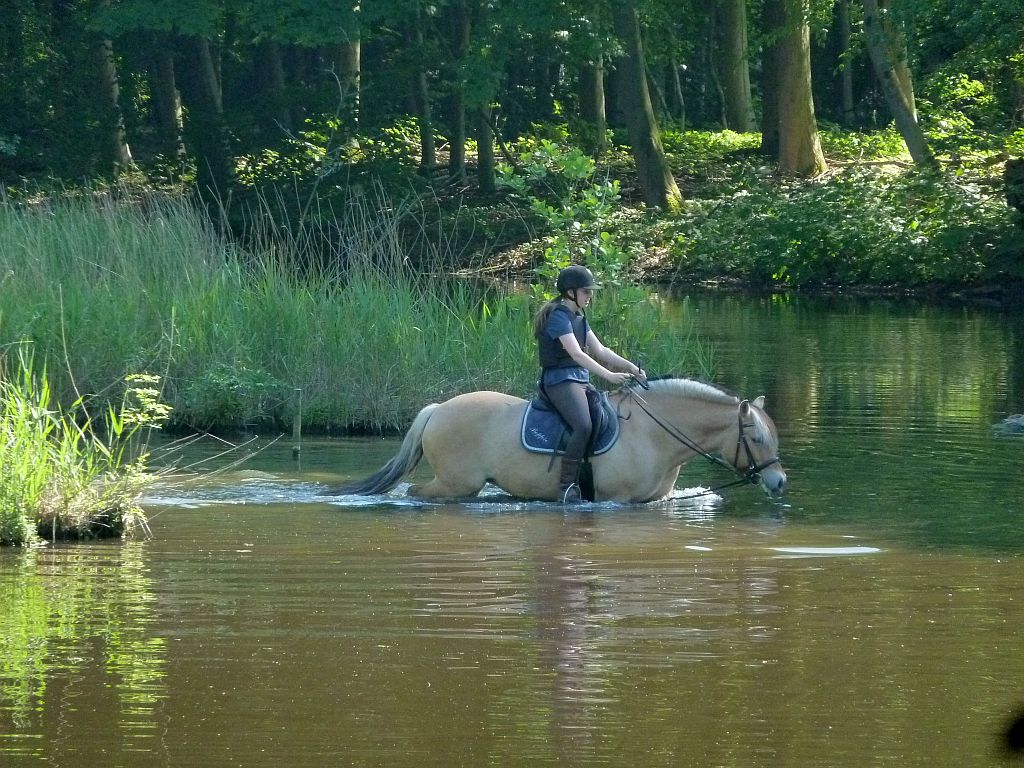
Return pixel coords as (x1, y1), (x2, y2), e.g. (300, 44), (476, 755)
(0, 189), (710, 436)
(0, 350), (169, 545)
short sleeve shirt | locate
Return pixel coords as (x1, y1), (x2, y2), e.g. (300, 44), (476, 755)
(541, 308), (590, 387)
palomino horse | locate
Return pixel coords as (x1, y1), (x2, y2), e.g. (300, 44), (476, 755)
(334, 377), (786, 503)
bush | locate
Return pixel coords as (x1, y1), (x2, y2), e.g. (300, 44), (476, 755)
(0, 352), (169, 546)
(668, 165), (1015, 288)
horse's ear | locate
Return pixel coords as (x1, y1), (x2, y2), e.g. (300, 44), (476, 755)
(753, 396), (765, 409)
(739, 399), (750, 415)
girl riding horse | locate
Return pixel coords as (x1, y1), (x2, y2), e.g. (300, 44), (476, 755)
(533, 266), (647, 503)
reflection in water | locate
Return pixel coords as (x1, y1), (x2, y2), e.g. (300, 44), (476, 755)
(0, 544), (166, 764)
(533, 513), (605, 764)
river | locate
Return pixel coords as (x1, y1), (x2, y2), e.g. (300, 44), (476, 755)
(2, 294), (1024, 767)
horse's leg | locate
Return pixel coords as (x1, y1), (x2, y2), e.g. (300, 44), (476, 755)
(409, 424), (490, 499)
(408, 474), (487, 499)
(409, 440), (490, 498)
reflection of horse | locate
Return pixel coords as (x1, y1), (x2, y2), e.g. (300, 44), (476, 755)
(335, 378), (786, 503)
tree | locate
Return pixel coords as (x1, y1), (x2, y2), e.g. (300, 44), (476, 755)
(834, 0), (856, 125)
(718, 0), (754, 132)
(611, 0), (682, 209)
(94, 0), (133, 168)
(175, 33), (235, 209)
(406, 18), (436, 174)
(445, 0), (472, 181)
(775, 0), (827, 176)
(577, 53), (608, 154)
(862, 0), (937, 166)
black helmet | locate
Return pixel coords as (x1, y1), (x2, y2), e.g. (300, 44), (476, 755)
(556, 265), (601, 293)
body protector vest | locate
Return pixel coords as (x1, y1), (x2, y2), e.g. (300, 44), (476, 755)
(538, 303), (589, 369)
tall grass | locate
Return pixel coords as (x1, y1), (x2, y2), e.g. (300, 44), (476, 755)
(0, 351), (167, 545)
(0, 189), (710, 436)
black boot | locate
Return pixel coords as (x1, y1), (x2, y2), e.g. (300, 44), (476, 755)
(558, 457), (582, 504)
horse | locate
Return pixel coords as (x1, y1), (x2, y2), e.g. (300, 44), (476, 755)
(332, 377), (786, 503)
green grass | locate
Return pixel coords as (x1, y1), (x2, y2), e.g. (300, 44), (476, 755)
(0, 351), (167, 545)
(0, 190), (711, 439)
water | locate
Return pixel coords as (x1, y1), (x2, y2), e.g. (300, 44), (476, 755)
(3, 294), (1024, 767)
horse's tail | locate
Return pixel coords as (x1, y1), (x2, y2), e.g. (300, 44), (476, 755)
(330, 403), (440, 495)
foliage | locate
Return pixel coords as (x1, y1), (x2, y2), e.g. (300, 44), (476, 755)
(182, 363), (286, 430)
(497, 136), (632, 297)
(667, 164), (1017, 288)
(658, 128), (763, 175)
(817, 125), (908, 160)
(235, 116), (428, 191)
(0, 352), (170, 546)
(918, 74), (1007, 154)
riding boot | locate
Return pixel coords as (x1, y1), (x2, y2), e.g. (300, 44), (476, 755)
(558, 457), (583, 504)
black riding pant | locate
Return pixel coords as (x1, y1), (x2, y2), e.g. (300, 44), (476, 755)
(545, 380), (593, 462)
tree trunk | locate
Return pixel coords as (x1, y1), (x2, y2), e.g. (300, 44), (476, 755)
(148, 42), (185, 160)
(95, 2), (132, 170)
(447, 0), (471, 182)
(333, 11), (360, 139)
(477, 105), (495, 195)
(776, 0), (827, 176)
(836, 0), (855, 125)
(759, 0), (784, 156)
(1005, 158), (1024, 220)
(176, 35), (234, 216)
(668, 62), (686, 127)
(610, 0), (682, 209)
(862, 0), (935, 166)
(261, 40), (292, 134)
(578, 55), (607, 155)
(407, 23), (435, 173)
(1, 5), (27, 144)
(720, 0), (754, 132)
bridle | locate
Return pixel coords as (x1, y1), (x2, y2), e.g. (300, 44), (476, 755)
(623, 383), (781, 496)
(733, 410), (783, 485)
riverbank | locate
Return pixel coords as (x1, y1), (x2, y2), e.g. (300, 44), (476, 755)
(0, 192), (711, 440)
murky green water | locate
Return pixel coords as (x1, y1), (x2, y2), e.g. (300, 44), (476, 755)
(3, 294), (1024, 767)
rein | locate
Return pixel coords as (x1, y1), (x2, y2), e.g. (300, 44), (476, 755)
(622, 383), (780, 497)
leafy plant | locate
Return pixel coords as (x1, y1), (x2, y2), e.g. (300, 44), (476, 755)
(497, 138), (631, 297)
(0, 351), (171, 545)
(182, 363), (285, 431)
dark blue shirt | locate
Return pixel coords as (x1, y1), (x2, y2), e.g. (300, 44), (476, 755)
(540, 305), (590, 387)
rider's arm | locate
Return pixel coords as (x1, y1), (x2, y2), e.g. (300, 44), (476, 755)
(558, 332), (632, 385)
(585, 331), (647, 383)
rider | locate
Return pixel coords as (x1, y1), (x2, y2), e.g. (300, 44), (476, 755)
(533, 265), (646, 503)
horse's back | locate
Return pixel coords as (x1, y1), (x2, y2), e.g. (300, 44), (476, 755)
(427, 390), (526, 437)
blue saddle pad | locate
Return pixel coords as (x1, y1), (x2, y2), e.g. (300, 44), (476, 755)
(520, 393), (620, 456)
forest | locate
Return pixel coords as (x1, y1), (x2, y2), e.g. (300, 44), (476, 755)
(1, 0), (1023, 292)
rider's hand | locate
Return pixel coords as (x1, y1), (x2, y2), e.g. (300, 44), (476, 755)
(633, 368), (648, 386)
(607, 371), (631, 386)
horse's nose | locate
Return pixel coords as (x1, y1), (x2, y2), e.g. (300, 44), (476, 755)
(764, 468), (787, 497)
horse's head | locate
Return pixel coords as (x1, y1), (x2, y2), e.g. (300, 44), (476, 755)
(735, 396), (787, 497)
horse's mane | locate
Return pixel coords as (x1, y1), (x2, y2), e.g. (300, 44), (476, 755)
(643, 376), (776, 444)
(644, 376), (740, 405)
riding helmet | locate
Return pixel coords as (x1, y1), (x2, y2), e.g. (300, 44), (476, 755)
(556, 265), (601, 293)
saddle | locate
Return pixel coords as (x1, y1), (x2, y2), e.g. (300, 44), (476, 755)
(520, 390), (620, 456)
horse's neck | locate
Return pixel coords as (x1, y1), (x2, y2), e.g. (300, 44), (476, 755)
(645, 389), (737, 450)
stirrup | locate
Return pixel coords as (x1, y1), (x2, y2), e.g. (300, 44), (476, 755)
(560, 483), (582, 504)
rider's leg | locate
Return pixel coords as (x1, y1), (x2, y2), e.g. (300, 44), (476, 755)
(544, 381), (593, 503)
